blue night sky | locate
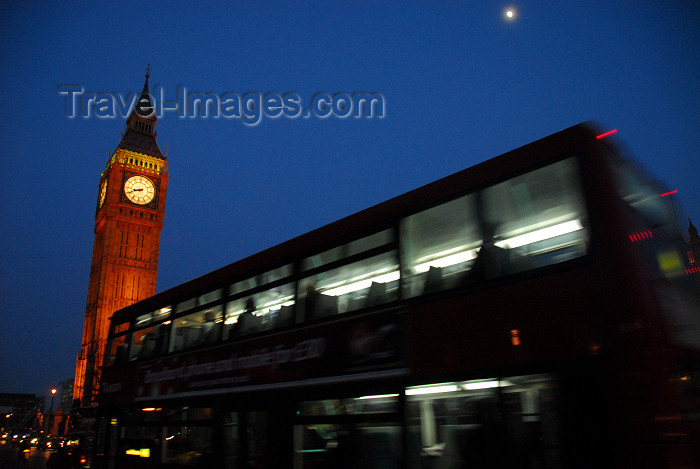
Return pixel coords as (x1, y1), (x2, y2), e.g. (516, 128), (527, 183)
(1, 1), (699, 397)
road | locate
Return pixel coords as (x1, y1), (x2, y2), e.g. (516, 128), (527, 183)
(0, 442), (50, 469)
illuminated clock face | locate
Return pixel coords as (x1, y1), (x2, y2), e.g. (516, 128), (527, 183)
(99, 179), (108, 207)
(124, 175), (155, 205)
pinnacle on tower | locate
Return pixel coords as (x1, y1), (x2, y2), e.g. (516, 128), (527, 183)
(134, 63), (155, 118)
(116, 65), (165, 160)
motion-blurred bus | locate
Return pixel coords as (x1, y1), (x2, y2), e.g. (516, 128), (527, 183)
(95, 123), (699, 468)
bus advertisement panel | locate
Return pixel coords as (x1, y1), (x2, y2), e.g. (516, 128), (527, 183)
(101, 311), (405, 404)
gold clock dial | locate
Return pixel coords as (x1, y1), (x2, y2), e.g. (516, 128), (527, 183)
(124, 175), (155, 205)
(99, 179), (108, 207)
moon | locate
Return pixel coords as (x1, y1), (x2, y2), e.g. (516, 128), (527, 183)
(504, 7), (517, 21)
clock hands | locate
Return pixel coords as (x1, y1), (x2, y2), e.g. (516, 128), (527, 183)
(124, 176), (155, 205)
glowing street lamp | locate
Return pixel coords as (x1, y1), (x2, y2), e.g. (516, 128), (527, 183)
(49, 388), (57, 434)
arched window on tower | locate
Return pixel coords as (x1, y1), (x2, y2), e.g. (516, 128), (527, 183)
(119, 231), (129, 259)
(135, 233), (145, 261)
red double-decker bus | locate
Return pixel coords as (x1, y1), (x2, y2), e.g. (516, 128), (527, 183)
(95, 123), (699, 468)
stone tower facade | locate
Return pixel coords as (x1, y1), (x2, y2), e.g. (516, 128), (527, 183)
(73, 68), (169, 407)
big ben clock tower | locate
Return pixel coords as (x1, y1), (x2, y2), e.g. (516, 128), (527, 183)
(74, 67), (169, 407)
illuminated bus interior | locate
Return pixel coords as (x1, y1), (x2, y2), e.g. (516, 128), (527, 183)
(106, 157), (589, 364)
(294, 374), (559, 469)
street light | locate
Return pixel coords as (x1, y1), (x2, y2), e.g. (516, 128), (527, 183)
(49, 388), (57, 434)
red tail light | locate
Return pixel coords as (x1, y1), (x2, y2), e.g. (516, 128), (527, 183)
(596, 129), (617, 139)
(629, 230), (653, 242)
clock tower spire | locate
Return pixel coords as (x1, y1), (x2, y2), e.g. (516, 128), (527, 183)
(73, 67), (170, 408)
